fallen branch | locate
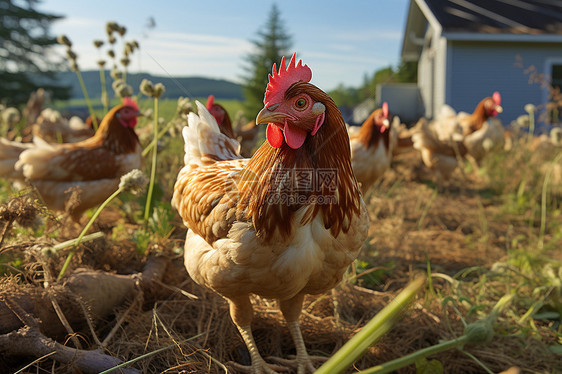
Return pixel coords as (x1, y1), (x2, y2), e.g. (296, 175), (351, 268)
(0, 256), (169, 337)
(0, 326), (139, 374)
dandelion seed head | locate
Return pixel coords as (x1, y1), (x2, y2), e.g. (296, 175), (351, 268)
(2, 107), (21, 126)
(140, 79), (155, 96)
(57, 34), (72, 47)
(153, 83), (166, 99)
(119, 169), (148, 195)
(524, 103), (536, 114)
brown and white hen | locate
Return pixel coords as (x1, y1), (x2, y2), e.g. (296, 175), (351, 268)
(0, 99), (142, 221)
(172, 54), (368, 374)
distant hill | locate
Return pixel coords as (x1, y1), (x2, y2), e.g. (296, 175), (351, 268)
(37, 70), (244, 101)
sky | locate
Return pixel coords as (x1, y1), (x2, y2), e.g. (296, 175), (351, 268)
(37, 0), (410, 92)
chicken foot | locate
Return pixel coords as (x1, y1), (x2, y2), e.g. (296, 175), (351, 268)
(233, 325), (288, 374)
(266, 320), (327, 374)
(269, 295), (324, 374)
(228, 295), (287, 374)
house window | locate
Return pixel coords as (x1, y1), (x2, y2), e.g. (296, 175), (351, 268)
(552, 65), (562, 91)
(549, 64), (562, 124)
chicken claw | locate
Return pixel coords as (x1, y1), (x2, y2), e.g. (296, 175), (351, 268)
(229, 359), (288, 374)
(233, 324), (289, 373)
(267, 355), (327, 374)
(266, 321), (327, 374)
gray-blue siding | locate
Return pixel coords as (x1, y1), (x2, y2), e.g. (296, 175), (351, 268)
(446, 41), (562, 130)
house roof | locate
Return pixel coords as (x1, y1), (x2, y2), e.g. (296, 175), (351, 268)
(402, 0), (562, 61)
(427, 0), (562, 35)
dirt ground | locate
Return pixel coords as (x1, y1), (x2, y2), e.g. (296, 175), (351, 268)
(0, 147), (560, 373)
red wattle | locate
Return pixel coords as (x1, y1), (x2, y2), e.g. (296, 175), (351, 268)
(382, 102), (389, 118)
(284, 122), (307, 149)
(266, 123), (284, 148)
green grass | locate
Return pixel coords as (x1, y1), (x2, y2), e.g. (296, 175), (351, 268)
(2, 88), (562, 372)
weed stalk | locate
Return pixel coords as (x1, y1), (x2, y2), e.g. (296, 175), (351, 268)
(315, 275), (426, 374)
(144, 97), (159, 221)
(539, 151), (562, 249)
(357, 294), (514, 374)
(75, 69), (99, 131)
(99, 68), (108, 113)
(57, 170), (147, 280)
(57, 187), (123, 280)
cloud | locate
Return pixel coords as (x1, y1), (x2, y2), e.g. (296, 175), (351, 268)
(303, 50), (393, 66)
(328, 44), (356, 52)
(330, 29), (403, 43)
(45, 22), (401, 93)
(52, 17), (104, 31)
(138, 31), (253, 78)
(143, 31), (251, 59)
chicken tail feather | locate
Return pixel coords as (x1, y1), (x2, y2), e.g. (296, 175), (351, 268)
(0, 138), (33, 178)
(182, 101), (241, 166)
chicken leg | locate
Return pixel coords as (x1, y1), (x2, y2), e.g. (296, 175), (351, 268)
(277, 294), (318, 374)
(228, 295), (286, 374)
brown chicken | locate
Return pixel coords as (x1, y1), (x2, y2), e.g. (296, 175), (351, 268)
(0, 99), (142, 221)
(172, 54), (369, 373)
(237, 119), (261, 157)
(349, 103), (394, 194)
(31, 108), (96, 144)
(206, 95), (260, 156)
(206, 94), (236, 139)
(458, 92), (503, 135)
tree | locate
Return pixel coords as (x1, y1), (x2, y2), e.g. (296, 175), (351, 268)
(329, 60), (418, 108)
(394, 60), (418, 83)
(0, 0), (70, 105)
(241, 3), (292, 117)
(329, 84), (360, 108)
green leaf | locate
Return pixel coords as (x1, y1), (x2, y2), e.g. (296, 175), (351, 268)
(549, 345), (562, 355)
(415, 357), (444, 374)
(132, 228), (151, 254)
(533, 311), (560, 320)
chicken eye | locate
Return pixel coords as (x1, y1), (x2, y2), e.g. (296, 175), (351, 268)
(294, 97), (307, 110)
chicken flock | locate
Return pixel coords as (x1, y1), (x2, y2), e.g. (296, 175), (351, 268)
(0, 53), (526, 373)
(0, 98), (141, 221)
(411, 92), (505, 182)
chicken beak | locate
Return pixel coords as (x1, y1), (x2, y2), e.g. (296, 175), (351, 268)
(256, 104), (290, 125)
(383, 118), (390, 127)
(495, 105), (503, 114)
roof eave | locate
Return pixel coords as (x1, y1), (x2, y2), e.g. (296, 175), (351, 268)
(414, 0), (442, 34)
(401, 0), (444, 61)
(443, 32), (562, 42)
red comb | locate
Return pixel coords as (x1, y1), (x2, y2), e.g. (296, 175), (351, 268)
(492, 91), (501, 105)
(206, 95), (215, 110)
(264, 53), (312, 105)
(122, 97), (139, 111)
(382, 102), (389, 118)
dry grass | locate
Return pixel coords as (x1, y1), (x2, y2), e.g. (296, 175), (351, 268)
(1, 143), (561, 373)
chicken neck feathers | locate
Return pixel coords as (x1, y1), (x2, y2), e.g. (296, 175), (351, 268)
(352, 109), (391, 150)
(174, 87), (363, 247)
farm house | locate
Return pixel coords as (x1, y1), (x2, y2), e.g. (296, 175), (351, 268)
(398, 0), (562, 126)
